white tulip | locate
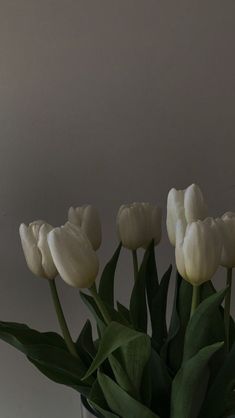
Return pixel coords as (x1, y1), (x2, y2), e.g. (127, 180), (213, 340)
(166, 183), (207, 246)
(48, 222), (99, 288)
(68, 205), (101, 251)
(175, 218), (222, 286)
(216, 212), (235, 268)
(117, 202), (162, 250)
(19, 220), (57, 280)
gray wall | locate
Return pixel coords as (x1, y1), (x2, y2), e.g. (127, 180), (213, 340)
(0, 1), (235, 416)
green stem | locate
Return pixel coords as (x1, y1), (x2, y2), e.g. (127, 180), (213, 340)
(190, 285), (200, 319)
(89, 283), (111, 325)
(224, 267), (233, 352)
(132, 250), (138, 281)
(48, 279), (78, 358)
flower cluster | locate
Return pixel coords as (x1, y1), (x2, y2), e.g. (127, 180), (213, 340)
(19, 184), (235, 290)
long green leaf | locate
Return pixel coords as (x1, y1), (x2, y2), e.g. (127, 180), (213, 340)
(116, 302), (130, 323)
(99, 243), (122, 307)
(108, 352), (140, 399)
(119, 335), (151, 395)
(76, 320), (96, 365)
(98, 371), (160, 418)
(89, 380), (120, 418)
(199, 342), (235, 418)
(150, 265), (172, 351)
(0, 321), (66, 353)
(82, 321), (150, 380)
(161, 275), (191, 374)
(183, 288), (227, 362)
(130, 244), (151, 332)
(0, 321), (93, 395)
(80, 292), (106, 335)
(146, 240), (159, 300)
(148, 349), (172, 418)
(171, 342), (224, 418)
(29, 356), (90, 396)
(26, 344), (93, 383)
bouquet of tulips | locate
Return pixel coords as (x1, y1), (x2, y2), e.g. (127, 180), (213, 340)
(0, 184), (234, 418)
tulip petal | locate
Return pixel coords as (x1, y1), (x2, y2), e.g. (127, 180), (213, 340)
(184, 184), (207, 223)
(48, 226), (99, 288)
(38, 224), (57, 280)
(19, 223), (45, 278)
(166, 188), (185, 246)
(68, 205), (102, 250)
(219, 212), (235, 268)
(183, 220), (221, 285)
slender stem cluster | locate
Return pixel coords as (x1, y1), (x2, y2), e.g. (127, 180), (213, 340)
(89, 283), (111, 325)
(48, 279), (78, 358)
(190, 285), (200, 319)
(132, 250), (139, 282)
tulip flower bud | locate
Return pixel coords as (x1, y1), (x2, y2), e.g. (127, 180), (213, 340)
(175, 218), (222, 286)
(166, 183), (207, 246)
(216, 212), (235, 268)
(68, 205), (102, 251)
(19, 221), (57, 280)
(48, 222), (99, 288)
(116, 202), (162, 250)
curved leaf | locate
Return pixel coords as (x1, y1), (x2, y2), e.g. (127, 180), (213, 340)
(199, 342), (235, 418)
(0, 321), (66, 353)
(80, 292), (106, 336)
(150, 265), (172, 351)
(183, 288), (227, 362)
(130, 244), (152, 332)
(89, 380), (120, 418)
(119, 336), (151, 395)
(76, 320), (96, 365)
(98, 371), (160, 418)
(146, 240), (159, 300)
(116, 302), (130, 323)
(99, 243), (122, 307)
(148, 349), (172, 418)
(108, 353), (139, 399)
(82, 321), (150, 381)
(161, 275), (191, 374)
(171, 342), (224, 418)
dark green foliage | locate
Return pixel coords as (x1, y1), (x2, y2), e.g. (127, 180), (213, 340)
(99, 243), (122, 307)
(1, 244), (235, 418)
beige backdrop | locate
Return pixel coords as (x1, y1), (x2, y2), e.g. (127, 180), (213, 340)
(0, 1), (235, 417)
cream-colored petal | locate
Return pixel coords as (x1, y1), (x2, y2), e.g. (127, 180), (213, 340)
(38, 223), (57, 279)
(117, 203), (147, 249)
(81, 205), (102, 251)
(183, 220), (220, 285)
(218, 213), (235, 268)
(166, 188), (185, 246)
(184, 184), (207, 223)
(48, 226), (99, 288)
(68, 207), (82, 227)
(19, 223), (44, 278)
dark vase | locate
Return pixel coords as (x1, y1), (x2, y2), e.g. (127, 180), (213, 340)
(80, 396), (103, 418)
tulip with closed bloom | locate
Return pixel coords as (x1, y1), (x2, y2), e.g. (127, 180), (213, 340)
(217, 212), (235, 269)
(175, 217), (222, 317)
(166, 183), (208, 246)
(117, 202), (162, 250)
(216, 211), (235, 352)
(19, 220), (57, 280)
(19, 220), (78, 357)
(48, 222), (99, 289)
(68, 205), (101, 250)
(117, 202), (161, 281)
